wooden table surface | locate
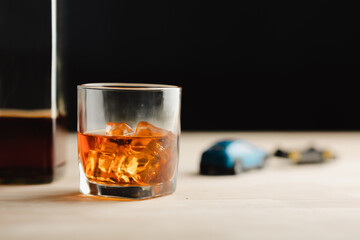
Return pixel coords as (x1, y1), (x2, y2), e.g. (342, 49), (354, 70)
(1, 132), (360, 240)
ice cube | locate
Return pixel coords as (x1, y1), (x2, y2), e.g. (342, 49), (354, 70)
(85, 150), (99, 180)
(108, 146), (137, 184)
(148, 134), (178, 182)
(84, 148), (117, 183)
(126, 151), (160, 184)
(127, 137), (174, 184)
(105, 122), (134, 136)
(97, 153), (115, 173)
(108, 154), (126, 182)
(96, 152), (116, 182)
(97, 140), (118, 154)
(133, 121), (169, 137)
(146, 140), (167, 159)
(127, 125), (178, 184)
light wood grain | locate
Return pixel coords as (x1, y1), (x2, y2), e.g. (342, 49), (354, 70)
(1, 132), (360, 240)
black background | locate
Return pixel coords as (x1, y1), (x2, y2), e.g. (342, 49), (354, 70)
(2, 0), (360, 131)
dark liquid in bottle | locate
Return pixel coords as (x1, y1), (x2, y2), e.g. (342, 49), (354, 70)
(0, 111), (66, 184)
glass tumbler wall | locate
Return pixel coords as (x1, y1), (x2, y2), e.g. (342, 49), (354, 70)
(77, 83), (181, 199)
(0, 0), (66, 184)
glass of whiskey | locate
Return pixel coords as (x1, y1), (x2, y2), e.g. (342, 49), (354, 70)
(77, 83), (181, 199)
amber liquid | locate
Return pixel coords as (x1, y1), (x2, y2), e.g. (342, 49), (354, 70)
(0, 111), (66, 184)
(78, 131), (178, 186)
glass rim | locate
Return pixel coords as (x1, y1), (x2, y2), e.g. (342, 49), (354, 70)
(77, 83), (181, 91)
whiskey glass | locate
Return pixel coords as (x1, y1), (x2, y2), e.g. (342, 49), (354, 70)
(77, 83), (181, 199)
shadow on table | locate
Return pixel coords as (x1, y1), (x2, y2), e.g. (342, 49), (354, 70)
(180, 170), (264, 178)
(1, 191), (140, 202)
(36, 192), (101, 202)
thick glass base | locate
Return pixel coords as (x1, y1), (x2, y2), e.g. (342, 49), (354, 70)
(79, 167), (176, 200)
